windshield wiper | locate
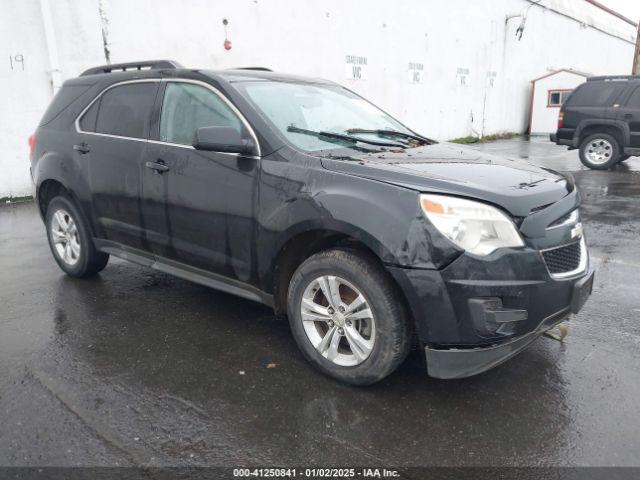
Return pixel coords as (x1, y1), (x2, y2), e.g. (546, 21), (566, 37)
(345, 128), (436, 145)
(287, 125), (406, 148)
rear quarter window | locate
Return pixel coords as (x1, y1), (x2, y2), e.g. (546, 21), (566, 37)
(565, 82), (625, 107)
(39, 84), (92, 126)
(79, 99), (100, 132)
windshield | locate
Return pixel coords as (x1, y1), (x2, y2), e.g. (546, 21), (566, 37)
(236, 81), (416, 153)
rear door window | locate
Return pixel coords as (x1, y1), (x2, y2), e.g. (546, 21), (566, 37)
(565, 82), (625, 107)
(93, 83), (158, 138)
(159, 82), (242, 145)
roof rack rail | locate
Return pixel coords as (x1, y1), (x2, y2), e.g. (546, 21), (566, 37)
(80, 60), (183, 77)
(234, 67), (273, 72)
(587, 75), (640, 82)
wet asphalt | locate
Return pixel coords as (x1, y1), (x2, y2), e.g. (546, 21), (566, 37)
(1, 137), (639, 468)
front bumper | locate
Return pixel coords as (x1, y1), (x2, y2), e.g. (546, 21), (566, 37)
(387, 244), (594, 379)
(425, 310), (565, 379)
(425, 268), (593, 379)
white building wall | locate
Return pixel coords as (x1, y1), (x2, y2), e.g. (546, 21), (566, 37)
(0, 0), (104, 199)
(530, 70), (588, 135)
(0, 0), (636, 197)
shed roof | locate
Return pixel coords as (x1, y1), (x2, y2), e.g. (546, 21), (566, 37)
(531, 69), (591, 83)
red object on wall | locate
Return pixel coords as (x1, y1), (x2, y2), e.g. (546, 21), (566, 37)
(224, 39), (232, 50)
(28, 133), (36, 160)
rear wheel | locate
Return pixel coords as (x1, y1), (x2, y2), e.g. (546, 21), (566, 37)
(46, 196), (109, 277)
(578, 133), (620, 169)
(287, 249), (411, 385)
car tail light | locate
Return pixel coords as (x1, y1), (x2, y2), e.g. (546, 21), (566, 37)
(557, 111), (564, 129)
(28, 133), (36, 161)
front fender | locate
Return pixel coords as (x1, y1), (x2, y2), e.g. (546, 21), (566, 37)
(256, 153), (460, 290)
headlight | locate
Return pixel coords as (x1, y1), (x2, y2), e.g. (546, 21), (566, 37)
(420, 194), (524, 256)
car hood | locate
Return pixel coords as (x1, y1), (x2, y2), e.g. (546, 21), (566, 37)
(318, 142), (573, 217)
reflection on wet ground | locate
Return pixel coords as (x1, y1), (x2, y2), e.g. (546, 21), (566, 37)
(1, 137), (639, 466)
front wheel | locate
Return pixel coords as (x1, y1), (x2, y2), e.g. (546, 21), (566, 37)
(578, 133), (620, 169)
(45, 195), (109, 277)
(287, 249), (411, 385)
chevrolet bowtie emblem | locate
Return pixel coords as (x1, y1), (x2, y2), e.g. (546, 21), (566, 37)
(571, 223), (583, 239)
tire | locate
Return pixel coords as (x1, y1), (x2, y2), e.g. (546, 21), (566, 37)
(287, 249), (411, 385)
(578, 133), (620, 170)
(45, 195), (109, 277)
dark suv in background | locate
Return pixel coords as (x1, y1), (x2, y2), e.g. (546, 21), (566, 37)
(31, 60), (594, 385)
(552, 75), (640, 169)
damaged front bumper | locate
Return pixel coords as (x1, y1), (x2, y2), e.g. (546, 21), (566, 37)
(425, 314), (564, 380)
(387, 248), (595, 379)
(384, 184), (595, 379)
(425, 268), (593, 379)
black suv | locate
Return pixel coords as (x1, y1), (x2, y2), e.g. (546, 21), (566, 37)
(31, 60), (594, 385)
(551, 75), (640, 169)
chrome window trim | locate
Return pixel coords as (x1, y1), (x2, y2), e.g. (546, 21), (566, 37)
(540, 237), (588, 280)
(74, 78), (161, 139)
(74, 77), (262, 159)
(78, 131), (148, 143)
(147, 139), (195, 150)
(160, 78), (262, 157)
(145, 138), (251, 159)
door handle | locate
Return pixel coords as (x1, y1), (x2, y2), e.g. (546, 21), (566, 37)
(73, 142), (90, 154)
(145, 160), (170, 173)
(624, 113), (633, 119)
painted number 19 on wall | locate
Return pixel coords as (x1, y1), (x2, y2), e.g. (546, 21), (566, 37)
(9, 54), (25, 70)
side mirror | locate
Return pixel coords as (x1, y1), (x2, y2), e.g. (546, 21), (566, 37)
(193, 126), (255, 155)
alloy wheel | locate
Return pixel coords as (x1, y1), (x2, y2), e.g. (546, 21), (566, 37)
(300, 275), (375, 366)
(585, 138), (613, 165)
(50, 209), (81, 266)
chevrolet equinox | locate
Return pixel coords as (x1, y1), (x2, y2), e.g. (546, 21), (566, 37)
(30, 60), (594, 385)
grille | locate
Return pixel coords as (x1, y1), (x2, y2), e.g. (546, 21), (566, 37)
(542, 242), (582, 274)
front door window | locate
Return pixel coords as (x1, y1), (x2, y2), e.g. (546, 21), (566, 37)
(159, 82), (242, 146)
